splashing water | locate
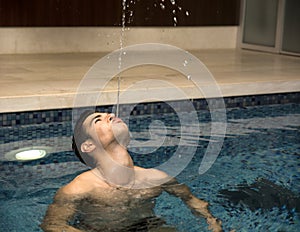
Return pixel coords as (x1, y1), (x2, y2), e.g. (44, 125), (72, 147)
(116, 0), (128, 117)
(161, 0), (190, 26)
(173, 16), (177, 25)
(115, 0), (191, 116)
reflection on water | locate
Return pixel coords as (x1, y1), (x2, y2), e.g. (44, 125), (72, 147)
(0, 103), (299, 231)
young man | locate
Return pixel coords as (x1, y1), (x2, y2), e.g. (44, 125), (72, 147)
(41, 111), (223, 232)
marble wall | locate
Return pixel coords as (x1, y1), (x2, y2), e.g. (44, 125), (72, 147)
(0, 26), (238, 54)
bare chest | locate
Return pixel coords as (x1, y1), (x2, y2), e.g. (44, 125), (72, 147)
(84, 186), (162, 206)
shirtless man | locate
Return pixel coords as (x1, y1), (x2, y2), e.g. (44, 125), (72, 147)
(41, 111), (223, 232)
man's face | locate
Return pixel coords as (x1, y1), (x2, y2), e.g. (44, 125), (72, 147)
(82, 112), (130, 149)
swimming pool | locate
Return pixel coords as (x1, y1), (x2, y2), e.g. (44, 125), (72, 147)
(0, 99), (299, 231)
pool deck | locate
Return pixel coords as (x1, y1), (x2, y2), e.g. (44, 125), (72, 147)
(0, 49), (299, 113)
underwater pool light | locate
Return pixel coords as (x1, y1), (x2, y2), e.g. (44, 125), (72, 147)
(4, 146), (52, 161)
(15, 149), (47, 161)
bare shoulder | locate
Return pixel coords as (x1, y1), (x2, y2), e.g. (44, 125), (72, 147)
(60, 170), (103, 196)
(134, 166), (170, 183)
(148, 168), (169, 179)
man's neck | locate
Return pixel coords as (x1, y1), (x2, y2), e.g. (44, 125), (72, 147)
(94, 144), (135, 187)
(107, 144), (134, 167)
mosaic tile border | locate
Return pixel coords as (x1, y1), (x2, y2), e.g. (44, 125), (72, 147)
(0, 92), (299, 127)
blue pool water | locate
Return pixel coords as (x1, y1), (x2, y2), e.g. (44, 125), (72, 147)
(0, 102), (299, 232)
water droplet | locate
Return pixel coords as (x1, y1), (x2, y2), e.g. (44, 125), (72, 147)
(123, 51), (127, 55)
(160, 3), (165, 10)
(173, 17), (177, 24)
(187, 75), (192, 80)
(178, 6), (182, 11)
(183, 60), (188, 66)
(170, 0), (176, 5)
(172, 9), (176, 14)
(162, 0), (165, 2)
(185, 11), (189, 16)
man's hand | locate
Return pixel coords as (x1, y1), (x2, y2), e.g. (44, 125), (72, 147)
(187, 196), (223, 232)
(207, 216), (223, 232)
(162, 178), (223, 232)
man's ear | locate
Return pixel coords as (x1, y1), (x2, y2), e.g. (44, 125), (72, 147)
(81, 139), (96, 153)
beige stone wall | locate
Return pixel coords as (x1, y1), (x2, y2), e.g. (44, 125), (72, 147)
(0, 27), (238, 54)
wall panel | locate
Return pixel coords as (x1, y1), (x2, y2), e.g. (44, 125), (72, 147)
(0, 0), (240, 26)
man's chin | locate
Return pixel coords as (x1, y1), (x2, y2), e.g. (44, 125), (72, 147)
(112, 129), (130, 147)
(118, 136), (130, 148)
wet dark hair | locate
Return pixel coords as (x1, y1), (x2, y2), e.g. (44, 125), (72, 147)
(72, 110), (96, 164)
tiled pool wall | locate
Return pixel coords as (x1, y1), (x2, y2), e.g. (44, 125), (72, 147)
(0, 92), (299, 181)
(0, 92), (299, 127)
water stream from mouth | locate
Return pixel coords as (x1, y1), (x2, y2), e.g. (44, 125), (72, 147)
(116, 0), (127, 117)
(115, 0), (190, 117)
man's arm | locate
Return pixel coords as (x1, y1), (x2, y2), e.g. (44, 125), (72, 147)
(41, 171), (97, 232)
(162, 178), (223, 232)
(40, 188), (83, 232)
